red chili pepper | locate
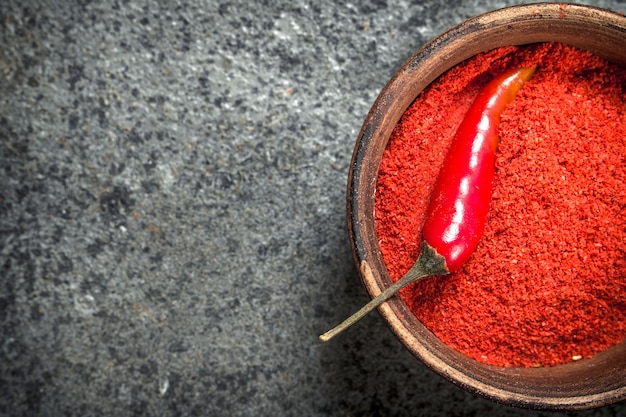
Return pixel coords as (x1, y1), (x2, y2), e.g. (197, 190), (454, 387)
(423, 65), (536, 272)
(320, 66), (536, 342)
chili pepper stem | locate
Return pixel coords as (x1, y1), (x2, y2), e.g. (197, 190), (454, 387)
(319, 241), (449, 342)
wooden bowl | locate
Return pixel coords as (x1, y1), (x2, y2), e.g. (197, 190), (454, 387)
(347, 3), (626, 411)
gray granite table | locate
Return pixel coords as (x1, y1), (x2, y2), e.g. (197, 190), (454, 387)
(1, 0), (625, 416)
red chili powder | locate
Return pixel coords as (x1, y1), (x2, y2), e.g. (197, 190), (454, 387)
(375, 42), (626, 368)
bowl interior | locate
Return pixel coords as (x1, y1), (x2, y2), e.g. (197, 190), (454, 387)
(347, 3), (626, 411)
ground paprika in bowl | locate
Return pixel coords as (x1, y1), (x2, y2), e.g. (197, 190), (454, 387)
(344, 3), (626, 411)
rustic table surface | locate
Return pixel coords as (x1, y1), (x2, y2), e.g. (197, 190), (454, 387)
(1, 0), (624, 416)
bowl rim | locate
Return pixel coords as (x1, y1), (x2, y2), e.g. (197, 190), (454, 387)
(347, 2), (626, 411)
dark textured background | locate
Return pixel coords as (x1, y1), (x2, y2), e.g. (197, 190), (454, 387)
(1, 1), (625, 416)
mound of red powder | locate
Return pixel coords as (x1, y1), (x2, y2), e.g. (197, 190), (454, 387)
(375, 43), (626, 367)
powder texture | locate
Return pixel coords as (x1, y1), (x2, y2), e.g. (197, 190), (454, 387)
(375, 43), (626, 367)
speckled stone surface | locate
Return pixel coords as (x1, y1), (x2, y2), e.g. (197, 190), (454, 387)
(1, 1), (625, 416)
